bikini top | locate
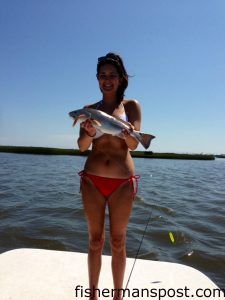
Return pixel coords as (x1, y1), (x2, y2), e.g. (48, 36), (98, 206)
(93, 101), (128, 139)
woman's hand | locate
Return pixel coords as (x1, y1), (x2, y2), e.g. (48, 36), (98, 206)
(80, 119), (97, 137)
(122, 122), (139, 150)
(78, 119), (97, 152)
(122, 122), (134, 137)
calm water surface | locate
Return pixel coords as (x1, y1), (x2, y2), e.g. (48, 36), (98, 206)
(0, 153), (224, 288)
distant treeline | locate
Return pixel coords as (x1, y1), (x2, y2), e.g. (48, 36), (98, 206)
(0, 145), (216, 160)
(215, 154), (225, 159)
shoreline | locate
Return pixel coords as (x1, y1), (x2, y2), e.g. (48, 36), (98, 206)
(0, 145), (217, 160)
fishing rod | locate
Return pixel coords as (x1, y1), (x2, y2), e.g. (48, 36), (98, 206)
(122, 203), (180, 299)
(123, 206), (154, 293)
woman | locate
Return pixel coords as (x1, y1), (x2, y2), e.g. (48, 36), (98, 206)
(78, 52), (141, 300)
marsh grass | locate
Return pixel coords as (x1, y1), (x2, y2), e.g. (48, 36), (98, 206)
(0, 146), (215, 160)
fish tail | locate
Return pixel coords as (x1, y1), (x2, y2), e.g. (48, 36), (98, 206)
(134, 132), (155, 149)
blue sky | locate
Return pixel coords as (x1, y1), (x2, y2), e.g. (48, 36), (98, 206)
(1, 0), (225, 154)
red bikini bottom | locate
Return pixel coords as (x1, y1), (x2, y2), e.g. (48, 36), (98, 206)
(78, 171), (140, 199)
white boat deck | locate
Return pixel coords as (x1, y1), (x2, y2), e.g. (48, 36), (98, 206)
(0, 248), (223, 299)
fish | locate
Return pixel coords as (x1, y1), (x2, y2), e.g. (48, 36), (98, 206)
(69, 108), (155, 149)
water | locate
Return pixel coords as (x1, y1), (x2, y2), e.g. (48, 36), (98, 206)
(0, 153), (224, 288)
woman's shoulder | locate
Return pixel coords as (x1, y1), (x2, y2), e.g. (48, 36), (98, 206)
(83, 100), (102, 109)
(123, 99), (140, 110)
(123, 99), (141, 121)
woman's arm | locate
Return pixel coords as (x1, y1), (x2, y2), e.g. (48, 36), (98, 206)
(123, 100), (141, 151)
(77, 119), (97, 152)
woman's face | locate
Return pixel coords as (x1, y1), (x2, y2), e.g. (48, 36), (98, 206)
(97, 64), (121, 94)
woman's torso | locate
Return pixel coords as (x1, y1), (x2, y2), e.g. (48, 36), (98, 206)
(84, 100), (135, 178)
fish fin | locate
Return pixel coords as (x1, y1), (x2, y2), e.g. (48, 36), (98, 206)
(90, 119), (102, 126)
(134, 132), (155, 149)
(71, 115), (87, 127)
(72, 119), (77, 127)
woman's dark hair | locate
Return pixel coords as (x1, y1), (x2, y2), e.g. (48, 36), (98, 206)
(97, 52), (128, 105)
